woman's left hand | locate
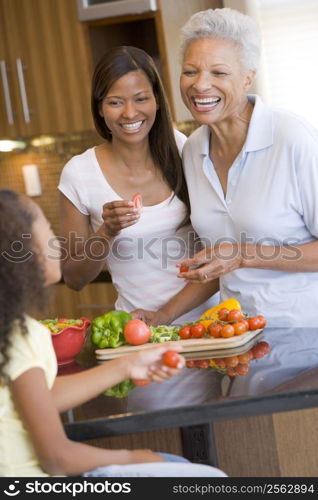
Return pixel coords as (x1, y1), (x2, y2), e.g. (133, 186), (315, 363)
(177, 243), (243, 283)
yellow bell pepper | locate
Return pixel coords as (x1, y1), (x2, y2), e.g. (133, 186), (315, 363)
(199, 298), (241, 329)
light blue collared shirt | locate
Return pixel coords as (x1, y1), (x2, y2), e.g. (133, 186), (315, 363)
(182, 95), (318, 327)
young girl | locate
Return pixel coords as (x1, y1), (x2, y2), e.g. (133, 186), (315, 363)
(0, 190), (226, 477)
(58, 46), (221, 412)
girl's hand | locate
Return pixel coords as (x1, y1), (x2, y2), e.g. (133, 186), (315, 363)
(127, 343), (185, 383)
(101, 200), (141, 237)
(177, 243), (243, 283)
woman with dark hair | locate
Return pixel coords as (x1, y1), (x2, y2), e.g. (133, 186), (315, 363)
(58, 46), (219, 410)
(0, 189), (227, 477)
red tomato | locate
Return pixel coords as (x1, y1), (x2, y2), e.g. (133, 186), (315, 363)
(214, 358), (226, 369)
(218, 308), (230, 321)
(256, 341), (270, 354)
(190, 323), (206, 338)
(179, 326), (192, 339)
(207, 322), (222, 338)
(241, 319), (250, 331)
(227, 309), (243, 322)
(251, 344), (265, 358)
(256, 315), (267, 329)
(248, 316), (261, 331)
(233, 321), (248, 336)
(247, 349), (254, 360)
(226, 367), (238, 377)
(224, 355), (239, 368)
(186, 360), (195, 368)
(131, 378), (151, 386)
(123, 319), (151, 345)
(131, 192), (142, 209)
(196, 359), (210, 369)
(236, 363), (250, 376)
(220, 324), (235, 338)
(179, 266), (189, 273)
(162, 350), (181, 368)
(58, 318), (69, 323)
(237, 352), (251, 364)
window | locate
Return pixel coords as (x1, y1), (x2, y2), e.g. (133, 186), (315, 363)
(224, 0), (318, 128)
(257, 0), (318, 128)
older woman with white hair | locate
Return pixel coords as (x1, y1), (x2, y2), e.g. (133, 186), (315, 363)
(137, 7), (318, 331)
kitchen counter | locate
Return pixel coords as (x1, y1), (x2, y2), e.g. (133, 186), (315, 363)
(63, 326), (318, 476)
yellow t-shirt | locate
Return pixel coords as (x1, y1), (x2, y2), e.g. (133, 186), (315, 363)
(0, 315), (58, 476)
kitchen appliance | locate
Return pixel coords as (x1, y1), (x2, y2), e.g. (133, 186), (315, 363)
(76, 0), (157, 21)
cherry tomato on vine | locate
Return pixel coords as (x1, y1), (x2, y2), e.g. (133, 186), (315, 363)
(237, 352), (251, 364)
(226, 367), (238, 377)
(207, 322), (222, 338)
(218, 308), (230, 321)
(224, 355), (239, 368)
(257, 340), (270, 354)
(236, 363), (250, 376)
(227, 309), (243, 322)
(220, 324), (235, 338)
(256, 315), (267, 329)
(241, 319), (250, 331)
(190, 323), (206, 338)
(186, 360), (195, 368)
(233, 321), (248, 336)
(251, 344), (265, 358)
(248, 316), (261, 331)
(196, 359), (210, 369)
(179, 326), (192, 339)
(214, 358), (226, 369)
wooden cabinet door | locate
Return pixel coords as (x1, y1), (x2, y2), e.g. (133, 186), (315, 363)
(0, 1), (19, 137)
(0, 0), (94, 137)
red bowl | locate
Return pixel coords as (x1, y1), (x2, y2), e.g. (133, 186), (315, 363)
(51, 317), (91, 365)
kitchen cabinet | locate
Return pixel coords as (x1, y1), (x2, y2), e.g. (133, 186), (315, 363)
(34, 281), (118, 322)
(157, 0), (222, 122)
(0, 0), (93, 138)
(84, 0), (222, 124)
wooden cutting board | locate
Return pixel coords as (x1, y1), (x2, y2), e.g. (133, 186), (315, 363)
(95, 329), (263, 361)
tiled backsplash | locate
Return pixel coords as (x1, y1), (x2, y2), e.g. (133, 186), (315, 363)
(0, 122), (198, 235)
(0, 131), (101, 234)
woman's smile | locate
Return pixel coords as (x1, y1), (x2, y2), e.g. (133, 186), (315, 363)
(190, 95), (221, 112)
(120, 120), (145, 133)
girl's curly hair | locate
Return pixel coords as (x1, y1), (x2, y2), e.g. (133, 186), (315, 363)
(0, 190), (48, 382)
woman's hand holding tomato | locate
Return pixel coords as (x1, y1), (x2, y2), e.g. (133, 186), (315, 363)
(177, 243), (243, 283)
(101, 198), (141, 237)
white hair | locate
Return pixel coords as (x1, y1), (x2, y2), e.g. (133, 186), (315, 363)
(180, 8), (261, 72)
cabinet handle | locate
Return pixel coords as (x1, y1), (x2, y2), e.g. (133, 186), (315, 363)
(0, 60), (14, 125)
(16, 57), (30, 123)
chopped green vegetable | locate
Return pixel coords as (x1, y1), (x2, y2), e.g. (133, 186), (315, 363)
(104, 379), (136, 398)
(149, 325), (180, 343)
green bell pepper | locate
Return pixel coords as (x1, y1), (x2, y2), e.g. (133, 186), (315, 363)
(91, 310), (132, 348)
